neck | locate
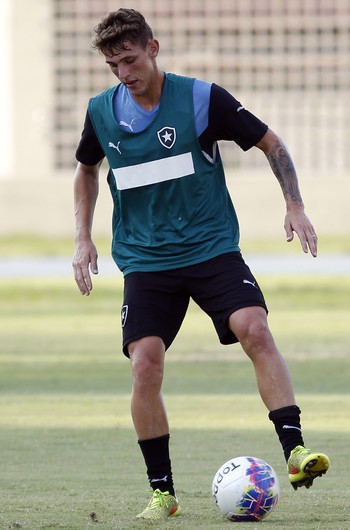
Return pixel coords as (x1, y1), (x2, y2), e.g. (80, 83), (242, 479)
(134, 68), (165, 111)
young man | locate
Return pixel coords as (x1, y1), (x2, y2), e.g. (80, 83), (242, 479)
(73, 8), (330, 520)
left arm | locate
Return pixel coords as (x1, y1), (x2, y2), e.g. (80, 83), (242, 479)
(256, 128), (318, 257)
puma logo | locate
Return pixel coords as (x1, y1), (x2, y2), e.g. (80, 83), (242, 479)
(108, 141), (121, 154)
(119, 118), (136, 131)
(150, 475), (168, 483)
(243, 279), (257, 288)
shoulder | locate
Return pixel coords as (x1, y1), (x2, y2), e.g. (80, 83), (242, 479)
(203, 83), (268, 150)
(193, 78), (212, 99)
(89, 86), (118, 107)
(165, 72), (195, 88)
(209, 83), (243, 111)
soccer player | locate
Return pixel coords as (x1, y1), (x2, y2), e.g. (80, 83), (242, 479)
(72, 8), (330, 520)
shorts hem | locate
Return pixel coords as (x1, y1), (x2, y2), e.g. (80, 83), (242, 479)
(122, 332), (167, 357)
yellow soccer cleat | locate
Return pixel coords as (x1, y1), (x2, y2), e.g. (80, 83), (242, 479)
(136, 489), (181, 520)
(288, 445), (330, 490)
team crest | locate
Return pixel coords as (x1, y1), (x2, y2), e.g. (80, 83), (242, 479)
(157, 126), (176, 149)
(121, 305), (128, 328)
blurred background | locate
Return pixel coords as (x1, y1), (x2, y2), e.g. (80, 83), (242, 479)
(0, 0), (349, 241)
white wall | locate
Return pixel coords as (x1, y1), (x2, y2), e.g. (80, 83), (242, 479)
(1, 0), (54, 180)
(0, 1), (348, 241)
(0, 0), (13, 178)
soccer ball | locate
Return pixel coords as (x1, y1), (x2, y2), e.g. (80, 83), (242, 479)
(212, 456), (280, 522)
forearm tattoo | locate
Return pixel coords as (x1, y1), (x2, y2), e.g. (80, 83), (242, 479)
(266, 140), (303, 206)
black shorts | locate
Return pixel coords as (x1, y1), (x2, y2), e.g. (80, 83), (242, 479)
(121, 252), (267, 357)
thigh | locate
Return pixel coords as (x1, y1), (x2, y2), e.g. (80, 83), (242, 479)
(121, 271), (190, 357)
(187, 252), (268, 345)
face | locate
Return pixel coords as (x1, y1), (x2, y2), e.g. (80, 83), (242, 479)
(104, 40), (160, 105)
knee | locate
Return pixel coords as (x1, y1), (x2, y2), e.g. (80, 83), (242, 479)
(129, 336), (165, 389)
(243, 320), (271, 353)
(229, 308), (275, 356)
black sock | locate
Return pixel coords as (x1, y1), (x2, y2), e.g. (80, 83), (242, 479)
(268, 405), (304, 462)
(138, 434), (175, 496)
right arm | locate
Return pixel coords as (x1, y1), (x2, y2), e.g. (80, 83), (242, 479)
(72, 161), (102, 295)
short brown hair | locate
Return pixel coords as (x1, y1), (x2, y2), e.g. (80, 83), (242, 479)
(92, 8), (153, 55)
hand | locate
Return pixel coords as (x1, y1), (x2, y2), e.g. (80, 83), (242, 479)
(72, 239), (99, 295)
(284, 209), (318, 257)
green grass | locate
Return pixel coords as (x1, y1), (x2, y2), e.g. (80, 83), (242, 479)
(0, 274), (349, 529)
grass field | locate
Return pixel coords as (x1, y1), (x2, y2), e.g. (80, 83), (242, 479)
(1, 268), (350, 529)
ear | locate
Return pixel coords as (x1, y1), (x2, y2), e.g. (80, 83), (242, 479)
(148, 39), (159, 58)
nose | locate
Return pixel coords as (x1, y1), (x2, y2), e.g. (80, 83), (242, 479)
(118, 63), (129, 82)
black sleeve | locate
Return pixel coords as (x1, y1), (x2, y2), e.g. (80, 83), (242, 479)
(75, 110), (105, 165)
(198, 84), (268, 153)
